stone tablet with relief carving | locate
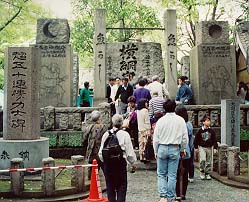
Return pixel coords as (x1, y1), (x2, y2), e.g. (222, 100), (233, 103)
(36, 19), (70, 44)
(3, 47), (40, 140)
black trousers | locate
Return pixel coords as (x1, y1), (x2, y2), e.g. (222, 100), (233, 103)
(104, 158), (127, 202)
(80, 101), (90, 121)
(176, 159), (190, 198)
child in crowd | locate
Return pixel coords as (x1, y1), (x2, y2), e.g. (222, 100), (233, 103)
(194, 115), (218, 180)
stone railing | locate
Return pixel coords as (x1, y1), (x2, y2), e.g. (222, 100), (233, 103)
(40, 103), (111, 131)
(213, 144), (249, 185)
(0, 155), (104, 198)
(185, 104), (249, 128)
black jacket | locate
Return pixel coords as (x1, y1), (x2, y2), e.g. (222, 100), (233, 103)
(194, 127), (218, 149)
(115, 84), (133, 104)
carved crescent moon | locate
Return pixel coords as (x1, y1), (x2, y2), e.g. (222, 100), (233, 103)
(43, 21), (57, 38)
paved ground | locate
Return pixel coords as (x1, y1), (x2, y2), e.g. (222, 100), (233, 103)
(0, 169), (248, 202)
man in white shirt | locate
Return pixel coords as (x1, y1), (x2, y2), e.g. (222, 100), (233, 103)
(153, 99), (188, 202)
(148, 75), (169, 99)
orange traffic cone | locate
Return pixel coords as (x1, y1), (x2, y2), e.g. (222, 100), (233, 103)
(82, 159), (108, 202)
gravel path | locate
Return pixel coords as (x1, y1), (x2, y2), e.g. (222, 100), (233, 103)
(126, 169), (249, 202)
(0, 169), (248, 202)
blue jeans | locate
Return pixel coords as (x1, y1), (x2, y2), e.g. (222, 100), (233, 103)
(157, 144), (180, 200)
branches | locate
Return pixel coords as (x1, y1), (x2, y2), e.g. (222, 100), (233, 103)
(211, 0), (219, 20)
(0, 7), (22, 32)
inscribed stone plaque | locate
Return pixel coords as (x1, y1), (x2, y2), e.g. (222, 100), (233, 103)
(34, 44), (73, 107)
(221, 99), (240, 147)
(36, 19), (70, 44)
(106, 42), (164, 81)
(3, 47), (40, 140)
(73, 53), (79, 107)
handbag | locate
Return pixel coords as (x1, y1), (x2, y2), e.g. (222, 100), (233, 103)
(122, 117), (130, 128)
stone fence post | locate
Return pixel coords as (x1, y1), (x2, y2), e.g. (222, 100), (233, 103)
(227, 146), (240, 179)
(218, 144), (228, 176)
(71, 155), (85, 192)
(42, 157), (55, 196)
(10, 158), (24, 196)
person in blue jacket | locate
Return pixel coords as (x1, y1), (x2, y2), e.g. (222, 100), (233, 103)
(175, 105), (194, 201)
(176, 76), (192, 105)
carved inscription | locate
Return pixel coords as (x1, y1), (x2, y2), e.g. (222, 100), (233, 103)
(10, 51), (28, 132)
(35, 44), (66, 58)
(202, 45), (230, 57)
(119, 43), (138, 77)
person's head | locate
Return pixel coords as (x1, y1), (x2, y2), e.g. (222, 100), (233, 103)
(152, 91), (159, 97)
(116, 77), (121, 86)
(127, 96), (136, 108)
(129, 72), (135, 81)
(91, 110), (101, 123)
(138, 78), (146, 87)
(175, 105), (188, 122)
(84, 81), (89, 88)
(112, 114), (123, 129)
(178, 76), (186, 86)
(122, 77), (129, 86)
(109, 77), (115, 86)
(152, 75), (159, 82)
(201, 114), (210, 128)
(163, 99), (176, 113)
(137, 98), (148, 110)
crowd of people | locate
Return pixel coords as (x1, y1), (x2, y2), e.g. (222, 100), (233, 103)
(81, 74), (220, 202)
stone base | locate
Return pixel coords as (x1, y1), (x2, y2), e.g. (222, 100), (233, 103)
(0, 137), (49, 169)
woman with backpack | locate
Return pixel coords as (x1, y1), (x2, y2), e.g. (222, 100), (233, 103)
(98, 114), (136, 202)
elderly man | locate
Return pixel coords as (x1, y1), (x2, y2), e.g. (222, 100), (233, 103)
(153, 99), (188, 202)
(99, 114), (137, 202)
(148, 75), (169, 99)
(82, 110), (107, 179)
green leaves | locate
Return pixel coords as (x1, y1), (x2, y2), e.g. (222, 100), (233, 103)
(71, 0), (160, 67)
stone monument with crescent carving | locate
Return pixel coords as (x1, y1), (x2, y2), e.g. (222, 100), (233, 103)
(33, 19), (76, 107)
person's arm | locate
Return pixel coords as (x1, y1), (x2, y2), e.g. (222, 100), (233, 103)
(148, 100), (153, 119)
(98, 131), (108, 162)
(106, 85), (111, 99)
(175, 88), (180, 101)
(153, 121), (160, 156)
(115, 86), (121, 101)
(194, 129), (201, 149)
(124, 133), (137, 164)
(186, 86), (193, 100)
(180, 121), (188, 152)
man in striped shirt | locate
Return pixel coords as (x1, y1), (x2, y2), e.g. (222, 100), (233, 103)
(149, 91), (165, 123)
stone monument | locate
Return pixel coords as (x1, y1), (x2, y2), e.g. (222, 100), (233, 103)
(164, 9), (177, 99)
(181, 56), (190, 79)
(0, 47), (49, 169)
(190, 21), (236, 104)
(93, 9), (106, 106)
(221, 99), (240, 147)
(34, 18), (73, 107)
(106, 42), (164, 81)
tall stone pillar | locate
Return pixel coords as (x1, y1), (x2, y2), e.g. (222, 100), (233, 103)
(94, 9), (106, 106)
(221, 99), (240, 147)
(190, 21), (236, 104)
(164, 9), (177, 99)
(0, 47), (49, 169)
(34, 19), (73, 107)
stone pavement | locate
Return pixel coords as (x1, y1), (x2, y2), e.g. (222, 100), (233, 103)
(0, 169), (248, 202)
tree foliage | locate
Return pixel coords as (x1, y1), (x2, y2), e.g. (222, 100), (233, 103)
(71, 0), (161, 67)
(0, 0), (47, 89)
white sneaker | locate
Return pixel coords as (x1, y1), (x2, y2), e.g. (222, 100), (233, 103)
(200, 173), (205, 180)
(188, 178), (194, 183)
(206, 174), (211, 180)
